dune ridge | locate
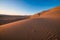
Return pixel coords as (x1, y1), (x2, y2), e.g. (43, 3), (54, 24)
(31, 6), (60, 18)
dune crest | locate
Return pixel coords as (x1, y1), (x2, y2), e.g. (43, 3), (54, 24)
(31, 6), (60, 18)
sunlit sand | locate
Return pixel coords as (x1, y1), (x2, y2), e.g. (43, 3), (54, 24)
(0, 6), (60, 40)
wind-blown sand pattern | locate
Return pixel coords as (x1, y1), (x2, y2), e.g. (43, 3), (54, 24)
(0, 6), (60, 40)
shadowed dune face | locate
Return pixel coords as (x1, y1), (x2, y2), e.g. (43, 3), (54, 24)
(0, 18), (60, 40)
(0, 15), (30, 25)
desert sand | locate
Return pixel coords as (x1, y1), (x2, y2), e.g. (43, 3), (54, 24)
(0, 6), (60, 40)
(0, 15), (30, 25)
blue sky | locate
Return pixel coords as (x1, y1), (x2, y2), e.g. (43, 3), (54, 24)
(0, 0), (60, 15)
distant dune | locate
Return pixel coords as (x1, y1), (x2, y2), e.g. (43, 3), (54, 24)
(0, 6), (60, 40)
(0, 15), (30, 25)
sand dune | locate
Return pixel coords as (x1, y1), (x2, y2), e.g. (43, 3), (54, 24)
(40, 6), (60, 18)
(0, 15), (30, 25)
(0, 18), (60, 40)
(31, 6), (60, 18)
(0, 6), (60, 40)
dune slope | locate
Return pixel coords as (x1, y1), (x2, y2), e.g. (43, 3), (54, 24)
(0, 6), (60, 40)
(31, 6), (60, 18)
(0, 18), (60, 40)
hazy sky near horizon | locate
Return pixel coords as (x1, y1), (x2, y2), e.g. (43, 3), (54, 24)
(0, 0), (60, 15)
